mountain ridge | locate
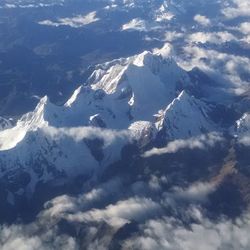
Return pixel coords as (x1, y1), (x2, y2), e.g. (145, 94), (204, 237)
(0, 49), (221, 209)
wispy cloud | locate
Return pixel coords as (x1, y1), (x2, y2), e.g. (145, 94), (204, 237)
(42, 126), (131, 147)
(143, 132), (223, 158)
(38, 11), (100, 28)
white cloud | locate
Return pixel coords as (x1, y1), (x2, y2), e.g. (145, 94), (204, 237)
(44, 178), (124, 216)
(0, 227), (43, 250)
(222, 0), (250, 19)
(0, 225), (77, 250)
(238, 23), (250, 43)
(194, 15), (211, 26)
(123, 212), (250, 250)
(38, 11), (100, 28)
(179, 45), (250, 95)
(65, 197), (161, 227)
(121, 18), (161, 32)
(188, 31), (237, 44)
(238, 136), (250, 146)
(172, 182), (216, 202)
(42, 126), (131, 147)
(143, 133), (223, 158)
(163, 31), (184, 42)
(238, 22), (250, 35)
(0, 175), (248, 250)
(2, 209), (250, 250)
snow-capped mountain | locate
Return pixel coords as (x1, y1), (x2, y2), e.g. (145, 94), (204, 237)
(155, 90), (214, 140)
(0, 50), (216, 202)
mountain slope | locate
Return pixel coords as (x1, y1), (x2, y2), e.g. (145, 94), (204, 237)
(0, 50), (217, 203)
(156, 90), (214, 140)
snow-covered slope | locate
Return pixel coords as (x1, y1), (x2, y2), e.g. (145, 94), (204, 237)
(90, 51), (190, 122)
(155, 90), (214, 140)
(0, 50), (217, 199)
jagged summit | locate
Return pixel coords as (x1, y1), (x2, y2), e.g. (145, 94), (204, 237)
(13, 50), (192, 133)
(0, 49), (217, 198)
(88, 50), (191, 122)
(155, 90), (214, 139)
(90, 50), (189, 94)
(0, 50), (212, 151)
(133, 50), (158, 67)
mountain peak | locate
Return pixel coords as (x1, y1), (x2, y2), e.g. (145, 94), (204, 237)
(156, 91), (214, 139)
(177, 89), (189, 100)
(133, 51), (155, 67)
(0, 96), (51, 151)
(0, 50), (217, 198)
(18, 95), (51, 130)
(165, 90), (197, 114)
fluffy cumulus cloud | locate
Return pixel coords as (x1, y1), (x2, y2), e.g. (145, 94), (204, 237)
(65, 197), (162, 228)
(123, 212), (250, 250)
(0, 226), (43, 250)
(222, 0), (250, 19)
(0, 145), (247, 250)
(238, 22), (250, 35)
(237, 21), (250, 43)
(0, 181), (161, 249)
(0, 166), (224, 250)
(41, 178), (163, 228)
(187, 31), (237, 44)
(0, 224), (77, 250)
(171, 181), (216, 203)
(238, 136), (250, 146)
(179, 45), (250, 94)
(194, 14), (211, 26)
(1, 193), (250, 250)
(163, 31), (184, 42)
